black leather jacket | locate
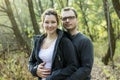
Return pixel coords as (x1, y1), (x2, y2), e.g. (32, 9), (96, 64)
(28, 29), (78, 80)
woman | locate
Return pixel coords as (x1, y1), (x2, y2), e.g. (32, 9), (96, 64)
(28, 8), (78, 80)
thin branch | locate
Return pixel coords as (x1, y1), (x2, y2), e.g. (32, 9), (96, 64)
(115, 33), (120, 40)
(0, 9), (6, 12)
(0, 5), (5, 10)
(0, 23), (12, 29)
(38, 0), (44, 13)
(59, 0), (64, 8)
(0, 3), (7, 12)
(0, 13), (7, 16)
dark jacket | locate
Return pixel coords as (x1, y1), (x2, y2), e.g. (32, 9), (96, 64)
(64, 32), (94, 80)
(28, 29), (78, 80)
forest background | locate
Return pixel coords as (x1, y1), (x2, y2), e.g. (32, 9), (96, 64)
(0, 0), (120, 80)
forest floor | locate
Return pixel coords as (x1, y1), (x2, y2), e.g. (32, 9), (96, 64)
(91, 58), (120, 80)
(0, 51), (120, 80)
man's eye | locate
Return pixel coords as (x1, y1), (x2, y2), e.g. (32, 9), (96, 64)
(69, 16), (75, 19)
(62, 16), (76, 21)
(62, 17), (67, 21)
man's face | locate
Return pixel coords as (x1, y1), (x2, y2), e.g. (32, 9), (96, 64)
(61, 10), (77, 31)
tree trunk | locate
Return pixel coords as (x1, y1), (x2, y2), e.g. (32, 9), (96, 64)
(102, 0), (116, 65)
(38, 0), (44, 14)
(66, 0), (69, 6)
(112, 0), (120, 19)
(50, 0), (54, 8)
(59, 0), (64, 8)
(13, 1), (31, 47)
(27, 0), (40, 35)
(4, 0), (31, 56)
(77, 1), (94, 41)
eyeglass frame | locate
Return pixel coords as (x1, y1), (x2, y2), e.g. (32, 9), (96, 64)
(61, 16), (76, 21)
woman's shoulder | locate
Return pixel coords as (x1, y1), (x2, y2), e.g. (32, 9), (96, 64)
(33, 34), (45, 40)
(33, 34), (42, 39)
(32, 34), (45, 44)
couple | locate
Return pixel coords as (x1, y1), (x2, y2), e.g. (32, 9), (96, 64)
(28, 7), (94, 80)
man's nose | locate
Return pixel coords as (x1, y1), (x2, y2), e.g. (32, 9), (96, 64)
(66, 18), (70, 22)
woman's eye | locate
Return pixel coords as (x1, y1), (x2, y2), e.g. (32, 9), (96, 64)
(51, 21), (56, 23)
(45, 21), (49, 24)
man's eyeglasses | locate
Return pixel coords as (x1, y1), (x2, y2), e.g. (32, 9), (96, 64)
(62, 16), (76, 21)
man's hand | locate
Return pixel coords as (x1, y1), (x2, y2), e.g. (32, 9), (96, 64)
(37, 62), (51, 78)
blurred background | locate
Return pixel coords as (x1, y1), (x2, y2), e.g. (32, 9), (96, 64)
(0, 0), (120, 80)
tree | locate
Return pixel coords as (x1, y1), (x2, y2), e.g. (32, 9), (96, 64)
(75, 0), (94, 41)
(102, 0), (116, 66)
(4, 0), (31, 55)
(50, 0), (54, 8)
(112, 0), (120, 19)
(27, 0), (40, 35)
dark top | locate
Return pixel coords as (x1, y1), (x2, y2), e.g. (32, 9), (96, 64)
(64, 32), (94, 80)
(28, 29), (78, 80)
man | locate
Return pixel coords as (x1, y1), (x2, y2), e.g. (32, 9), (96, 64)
(61, 7), (94, 80)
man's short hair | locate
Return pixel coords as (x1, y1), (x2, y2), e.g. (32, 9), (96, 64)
(61, 7), (78, 18)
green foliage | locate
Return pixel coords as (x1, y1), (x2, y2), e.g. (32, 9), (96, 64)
(0, 52), (37, 80)
(24, 27), (34, 38)
(0, 42), (120, 80)
(1, 0), (119, 41)
(114, 40), (120, 61)
(0, 0), (120, 79)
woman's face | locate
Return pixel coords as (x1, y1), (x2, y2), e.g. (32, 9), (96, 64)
(43, 15), (58, 35)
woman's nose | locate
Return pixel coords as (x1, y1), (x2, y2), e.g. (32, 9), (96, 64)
(48, 23), (52, 27)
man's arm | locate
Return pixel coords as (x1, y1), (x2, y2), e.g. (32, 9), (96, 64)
(66, 38), (94, 80)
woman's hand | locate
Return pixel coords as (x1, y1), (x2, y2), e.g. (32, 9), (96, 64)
(37, 62), (51, 78)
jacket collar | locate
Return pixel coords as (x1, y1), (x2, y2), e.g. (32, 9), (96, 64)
(51, 29), (63, 65)
(35, 29), (64, 66)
